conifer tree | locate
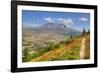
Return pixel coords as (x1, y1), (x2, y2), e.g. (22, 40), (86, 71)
(82, 28), (86, 36)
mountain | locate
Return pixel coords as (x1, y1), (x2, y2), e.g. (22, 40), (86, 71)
(23, 22), (81, 36)
(39, 22), (80, 34)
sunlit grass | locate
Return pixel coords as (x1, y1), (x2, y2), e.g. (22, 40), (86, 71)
(31, 34), (90, 62)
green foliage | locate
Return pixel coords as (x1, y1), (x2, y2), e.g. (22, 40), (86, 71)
(70, 35), (73, 39)
(23, 42), (61, 62)
(82, 28), (86, 36)
(22, 48), (30, 62)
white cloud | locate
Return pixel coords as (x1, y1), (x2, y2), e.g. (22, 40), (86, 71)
(44, 17), (54, 23)
(57, 18), (64, 21)
(57, 18), (73, 27)
(79, 17), (88, 22)
(44, 17), (74, 27)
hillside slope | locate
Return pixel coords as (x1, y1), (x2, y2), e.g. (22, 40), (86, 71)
(31, 34), (90, 62)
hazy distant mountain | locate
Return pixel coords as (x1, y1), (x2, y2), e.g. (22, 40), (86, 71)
(39, 22), (81, 35)
(23, 22), (81, 35)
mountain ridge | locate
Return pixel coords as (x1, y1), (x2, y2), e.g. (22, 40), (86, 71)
(23, 22), (81, 36)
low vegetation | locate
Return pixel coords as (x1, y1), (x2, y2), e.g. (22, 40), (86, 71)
(22, 32), (90, 62)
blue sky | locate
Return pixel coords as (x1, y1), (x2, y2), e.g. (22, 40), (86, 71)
(22, 10), (90, 31)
